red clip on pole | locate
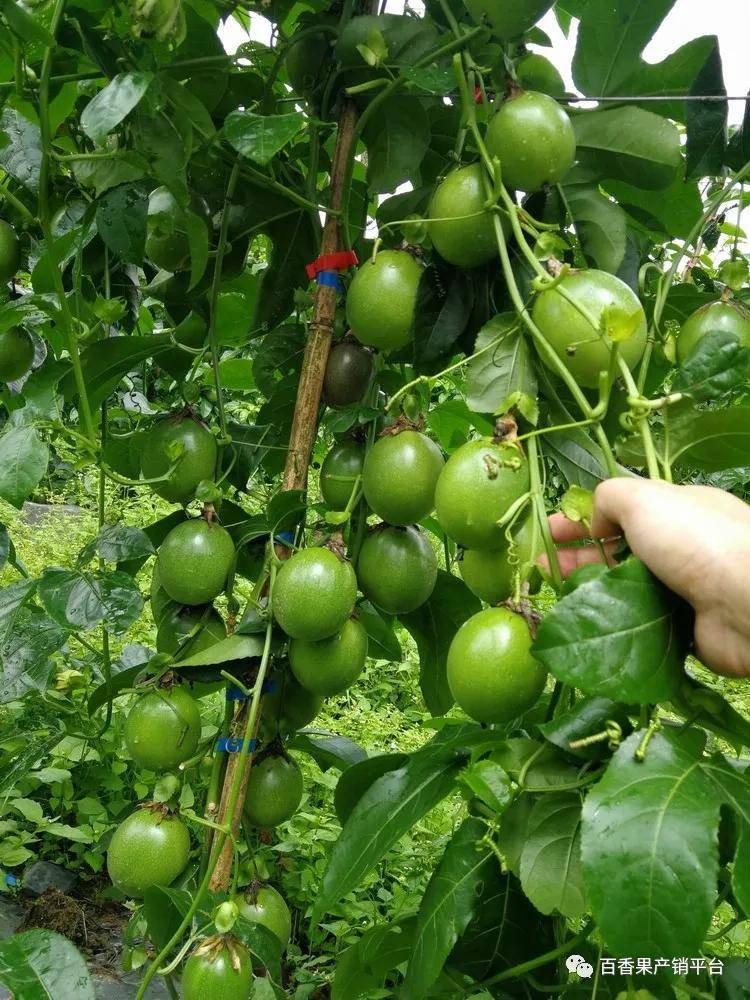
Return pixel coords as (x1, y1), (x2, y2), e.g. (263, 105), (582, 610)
(305, 250), (359, 280)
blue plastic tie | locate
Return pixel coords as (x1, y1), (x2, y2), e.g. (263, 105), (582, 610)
(225, 687), (249, 701)
(262, 678), (278, 694)
(316, 269), (342, 291)
(276, 530), (295, 546)
(216, 736), (258, 753)
(4, 874), (18, 887)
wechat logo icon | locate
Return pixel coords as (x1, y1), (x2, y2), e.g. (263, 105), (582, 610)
(567, 954), (594, 979)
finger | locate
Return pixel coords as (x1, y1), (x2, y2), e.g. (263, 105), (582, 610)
(539, 540), (620, 578)
(548, 510), (622, 544)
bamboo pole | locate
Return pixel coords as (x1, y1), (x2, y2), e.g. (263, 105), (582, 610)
(209, 98), (361, 892)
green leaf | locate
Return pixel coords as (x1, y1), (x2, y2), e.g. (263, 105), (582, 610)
(616, 34), (717, 122)
(217, 358), (254, 391)
(255, 211), (317, 330)
(37, 568), (143, 635)
(466, 313), (537, 423)
(223, 110), (305, 166)
(562, 184), (627, 273)
(403, 819), (495, 998)
(87, 647), (152, 716)
(574, 108), (681, 190)
(312, 743), (464, 924)
(171, 633), (266, 669)
(95, 183), (148, 264)
(0, 106), (42, 191)
(0, 0), (53, 43)
(619, 403), (750, 473)
(0, 608), (68, 703)
(362, 96), (430, 194)
(449, 869), (555, 982)
(605, 175), (703, 240)
(72, 151), (147, 196)
(142, 885), (192, 954)
(459, 758), (512, 813)
(332, 918), (417, 1000)
(118, 510), (185, 576)
(0, 427), (49, 508)
(92, 524), (155, 564)
(357, 601), (402, 662)
(334, 752), (409, 823)
(572, 0), (677, 96)
(80, 72), (154, 145)
(519, 793), (586, 917)
(543, 394), (609, 488)
(0, 930), (95, 999)
(685, 41), (727, 179)
(414, 267), (473, 372)
(674, 330), (750, 400)
(581, 730), (722, 957)
(185, 209), (209, 289)
(400, 570), (481, 717)
(539, 696), (634, 761)
(61, 334), (175, 410)
(532, 557), (688, 704)
(288, 732), (367, 772)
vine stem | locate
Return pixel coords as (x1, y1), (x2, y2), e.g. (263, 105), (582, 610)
(617, 357), (661, 479)
(527, 436), (563, 593)
(37, 0), (96, 444)
(136, 603), (276, 999)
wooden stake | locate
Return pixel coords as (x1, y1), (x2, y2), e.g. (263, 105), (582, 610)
(209, 98), (360, 892)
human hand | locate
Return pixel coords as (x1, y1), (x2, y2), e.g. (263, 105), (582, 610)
(546, 478), (750, 678)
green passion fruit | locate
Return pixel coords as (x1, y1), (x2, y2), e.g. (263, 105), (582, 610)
(140, 411), (218, 505)
(346, 250), (423, 352)
(323, 340), (374, 407)
(357, 525), (437, 614)
(145, 187), (211, 273)
(428, 164), (508, 269)
(262, 667), (323, 736)
(0, 328), (34, 382)
(236, 884), (292, 947)
(273, 547), (357, 640)
(462, 0), (553, 37)
(486, 91), (575, 192)
(532, 269), (648, 388)
(107, 807), (190, 897)
(447, 607), (547, 723)
(182, 936), (253, 1000)
(244, 752), (303, 828)
(289, 617), (368, 696)
(320, 438), (366, 511)
(435, 439), (530, 549)
(362, 430), (444, 526)
(155, 604), (226, 657)
(0, 220), (21, 284)
(514, 53), (566, 97)
(124, 684), (202, 771)
(677, 298), (750, 363)
(157, 519), (236, 606)
(459, 518), (541, 604)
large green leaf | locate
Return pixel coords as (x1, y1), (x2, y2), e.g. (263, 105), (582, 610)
(255, 211), (317, 330)
(363, 95), (430, 194)
(449, 868), (555, 982)
(402, 817), (495, 999)
(532, 557), (688, 704)
(400, 570), (481, 716)
(519, 792), (586, 917)
(605, 176), (703, 240)
(60, 334), (175, 410)
(95, 183), (148, 264)
(685, 40), (727, 179)
(617, 35), (718, 122)
(466, 313), (537, 423)
(311, 742), (464, 924)
(574, 108), (681, 190)
(223, 110), (306, 166)
(581, 730), (723, 957)
(572, 0), (677, 96)
(0, 106), (42, 191)
(80, 72), (154, 145)
(618, 404), (750, 473)
(171, 633), (267, 669)
(332, 918), (417, 1000)
(563, 184), (627, 273)
(356, 601), (402, 662)
(0, 607), (68, 703)
(37, 568), (143, 634)
(413, 267), (473, 372)
(0, 426), (49, 508)
(334, 752), (409, 823)
(0, 930), (95, 999)
(288, 732), (367, 772)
